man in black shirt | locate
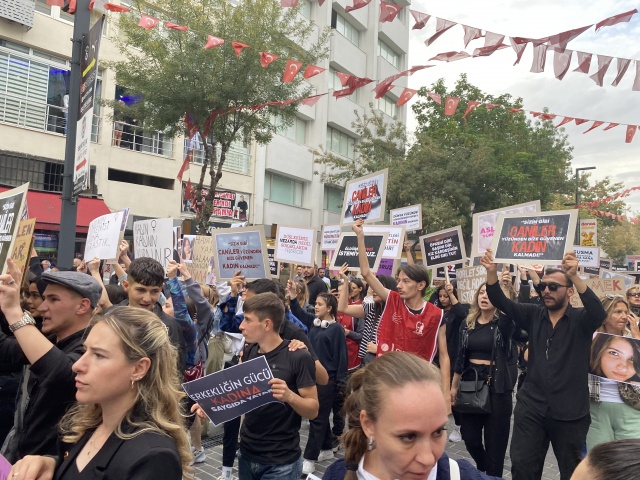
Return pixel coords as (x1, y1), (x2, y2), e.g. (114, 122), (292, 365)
(239, 293), (318, 480)
(481, 249), (606, 480)
(303, 265), (328, 306)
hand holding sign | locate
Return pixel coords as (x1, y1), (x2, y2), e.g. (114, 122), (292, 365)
(269, 378), (295, 403)
(352, 218), (365, 236)
(0, 258), (22, 319)
(561, 251), (579, 277)
(480, 249), (499, 287)
(230, 271), (245, 296)
(167, 260), (180, 279)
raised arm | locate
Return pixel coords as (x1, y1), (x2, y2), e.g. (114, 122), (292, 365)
(337, 263), (366, 318)
(353, 219), (389, 302)
(404, 241), (415, 266)
(88, 257), (111, 311)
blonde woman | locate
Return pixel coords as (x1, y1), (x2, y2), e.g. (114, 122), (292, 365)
(10, 307), (192, 479)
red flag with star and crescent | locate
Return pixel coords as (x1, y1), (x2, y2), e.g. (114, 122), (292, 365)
(396, 88), (417, 106)
(260, 52), (279, 67)
(303, 65), (325, 79)
(380, 1), (402, 23)
(232, 42), (250, 57)
(204, 36), (224, 49)
(138, 15), (160, 30)
(282, 59), (303, 82)
(444, 97), (461, 116)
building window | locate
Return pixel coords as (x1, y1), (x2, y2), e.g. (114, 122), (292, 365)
(332, 11), (359, 47)
(328, 68), (357, 102)
(378, 95), (397, 118)
(264, 172), (303, 207)
(35, 0), (52, 15)
(326, 127), (355, 159)
(272, 113), (306, 144)
(299, 0), (311, 18)
(378, 40), (400, 69)
(324, 186), (343, 214)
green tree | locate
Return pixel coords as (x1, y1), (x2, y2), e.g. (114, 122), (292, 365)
(108, 0), (329, 232)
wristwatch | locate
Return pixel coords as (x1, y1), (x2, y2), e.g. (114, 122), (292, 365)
(9, 311), (36, 333)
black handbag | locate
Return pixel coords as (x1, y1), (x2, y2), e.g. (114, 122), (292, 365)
(453, 324), (498, 415)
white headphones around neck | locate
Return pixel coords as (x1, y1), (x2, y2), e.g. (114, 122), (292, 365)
(313, 318), (335, 329)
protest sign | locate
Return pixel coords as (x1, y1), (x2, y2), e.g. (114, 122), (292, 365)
(267, 248), (279, 278)
(182, 356), (279, 427)
(456, 265), (487, 304)
(582, 266), (600, 276)
(190, 236), (216, 284)
(589, 332), (640, 385)
(570, 277), (627, 307)
(601, 269), (635, 291)
(274, 225), (317, 267)
(573, 246), (600, 268)
(329, 232), (388, 272)
(376, 258), (396, 276)
(434, 263), (463, 280)
(419, 226), (466, 269)
(133, 218), (174, 270)
(390, 204), (422, 232)
(579, 219), (597, 246)
(341, 169), (388, 224)
(363, 225), (406, 259)
(0, 183), (28, 275)
(490, 210), (577, 265)
(321, 225), (341, 250)
(84, 209), (128, 261)
(11, 219), (36, 276)
(471, 201), (540, 257)
(600, 259), (612, 271)
(214, 226), (269, 281)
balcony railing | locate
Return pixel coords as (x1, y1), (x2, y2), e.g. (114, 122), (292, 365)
(183, 138), (250, 176)
(111, 121), (174, 158)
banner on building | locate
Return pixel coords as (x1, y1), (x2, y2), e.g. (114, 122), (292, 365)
(213, 226), (269, 280)
(419, 226), (466, 269)
(340, 169), (388, 224)
(579, 218), (597, 246)
(329, 232), (388, 272)
(133, 218), (175, 270)
(390, 204), (422, 232)
(182, 185), (250, 222)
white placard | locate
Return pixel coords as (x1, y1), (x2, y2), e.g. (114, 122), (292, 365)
(274, 225), (317, 266)
(363, 225), (406, 259)
(321, 225), (342, 250)
(84, 210), (127, 260)
(573, 246), (600, 268)
(390, 204), (422, 231)
(341, 169), (388, 225)
(133, 218), (175, 270)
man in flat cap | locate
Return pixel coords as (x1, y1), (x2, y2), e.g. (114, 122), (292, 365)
(0, 258), (102, 462)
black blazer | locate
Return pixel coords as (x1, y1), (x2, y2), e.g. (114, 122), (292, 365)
(54, 429), (182, 480)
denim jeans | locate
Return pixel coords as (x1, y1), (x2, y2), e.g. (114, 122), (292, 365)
(238, 455), (302, 480)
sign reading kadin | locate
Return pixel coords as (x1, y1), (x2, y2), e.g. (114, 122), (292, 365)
(419, 226), (466, 269)
(341, 169), (388, 225)
(213, 226), (269, 281)
(329, 232), (388, 272)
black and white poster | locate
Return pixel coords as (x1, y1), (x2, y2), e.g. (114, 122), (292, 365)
(419, 226), (466, 269)
(329, 232), (388, 272)
(0, 183), (28, 275)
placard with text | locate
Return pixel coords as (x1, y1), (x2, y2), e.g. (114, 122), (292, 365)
(321, 225), (341, 250)
(133, 218), (175, 270)
(340, 169), (388, 225)
(363, 225), (406, 259)
(419, 226), (466, 269)
(329, 232), (388, 272)
(85, 209), (128, 261)
(274, 225), (317, 267)
(213, 226), (269, 281)
(0, 183), (28, 276)
(390, 204), (422, 232)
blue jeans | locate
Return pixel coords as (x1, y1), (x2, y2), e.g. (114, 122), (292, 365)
(238, 455), (302, 480)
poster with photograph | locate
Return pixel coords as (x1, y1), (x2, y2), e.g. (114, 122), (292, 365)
(590, 332), (640, 385)
(321, 225), (341, 250)
(340, 169), (388, 225)
(0, 183), (28, 276)
(274, 225), (317, 267)
(133, 218), (174, 270)
(182, 185), (250, 222)
(181, 235), (196, 263)
(419, 226), (466, 269)
(329, 232), (388, 272)
(471, 201), (540, 257)
(213, 226), (269, 281)
(390, 204), (422, 232)
(490, 210), (577, 265)
(579, 219), (597, 246)
(363, 225), (406, 259)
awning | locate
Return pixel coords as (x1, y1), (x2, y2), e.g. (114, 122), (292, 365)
(0, 187), (111, 234)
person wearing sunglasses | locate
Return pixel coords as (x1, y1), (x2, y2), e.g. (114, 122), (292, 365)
(480, 250), (607, 480)
(626, 286), (640, 317)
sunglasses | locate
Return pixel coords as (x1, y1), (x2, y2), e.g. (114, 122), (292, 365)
(537, 282), (570, 292)
(628, 292), (640, 298)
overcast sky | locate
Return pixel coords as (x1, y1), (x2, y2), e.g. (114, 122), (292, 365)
(404, 0), (640, 212)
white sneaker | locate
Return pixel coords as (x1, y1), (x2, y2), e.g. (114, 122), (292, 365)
(448, 425), (462, 442)
(318, 449), (334, 462)
(302, 459), (316, 475)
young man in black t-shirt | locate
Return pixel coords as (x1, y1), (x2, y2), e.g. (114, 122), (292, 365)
(238, 293), (318, 480)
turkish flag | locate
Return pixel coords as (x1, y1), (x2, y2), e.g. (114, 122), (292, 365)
(425, 18), (457, 47)
(427, 92), (442, 105)
(103, 3), (130, 12)
(303, 64), (325, 79)
(553, 49), (573, 80)
(547, 25), (592, 52)
(530, 43), (548, 73)
(444, 97), (460, 116)
(589, 55), (613, 86)
(574, 118), (588, 125)
(485, 104), (500, 110)
(373, 80), (395, 98)
(300, 94), (326, 106)
(336, 72), (353, 87)
(540, 113), (556, 121)
(462, 101), (480, 119)
(204, 36), (224, 49)
(611, 58), (631, 86)
(463, 26), (482, 47)
(165, 22), (188, 31)
(231, 42), (250, 57)
(509, 38), (528, 66)
(484, 32), (505, 47)
(333, 88), (355, 99)
(473, 44), (508, 58)
(184, 178), (194, 203)
(634, 62), (640, 91)
(282, 59), (303, 82)
(410, 9), (430, 30)
(573, 52), (592, 73)
(554, 117), (574, 128)
(626, 125), (637, 143)
(66, 0), (76, 12)
(509, 108), (523, 113)
(202, 109), (222, 137)
(380, 1), (402, 23)
(397, 88), (417, 106)
(260, 52), (279, 67)
(138, 15), (160, 30)
(280, 0), (298, 6)
(530, 111), (542, 117)
(596, 9), (638, 32)
(429, 51), (470, 62)
(46, 0), (64, 6)
(603, 123), (619, 131)
(345, 0), (371, 13)
(176, 153), (191, 182)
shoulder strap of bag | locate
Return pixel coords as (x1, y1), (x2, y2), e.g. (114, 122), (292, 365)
(448, 458), (461, 480)
(486, 320), (499, 386)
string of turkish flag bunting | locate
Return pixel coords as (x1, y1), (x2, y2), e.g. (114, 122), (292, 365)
(58, 1), (640, 144)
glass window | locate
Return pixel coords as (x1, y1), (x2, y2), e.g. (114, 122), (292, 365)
(333, 12), (359, 47)
(35, 0), (52, 15)
(378, 40), (400, 69)
(378, 95), (397, 118)
(326, 127), (355, 159)
(324, 186), (343, 213)
(265, 173), (303, 207)
(272, 113), (306, 144)
(328, 68), (356, 102)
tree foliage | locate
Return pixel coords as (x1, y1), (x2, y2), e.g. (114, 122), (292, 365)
(107, 0), (329, 232)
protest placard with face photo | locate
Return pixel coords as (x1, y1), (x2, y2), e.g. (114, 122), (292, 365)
(0, 183), (28, 275)
(274, 225), (317, 267)
(341, 169), (388, 225)
(590, 332), (640, 385)
(329, 232), (388, 272)
(419, 226), (466, 269)
(390, 204), (422, 232)
(213, 226), (269, 280)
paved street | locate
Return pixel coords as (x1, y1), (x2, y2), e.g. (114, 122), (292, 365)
(193, 412), (562, 480)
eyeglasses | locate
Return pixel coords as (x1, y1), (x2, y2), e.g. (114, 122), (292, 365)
(628, 292), (640, 298)
(538, 282), (570, 292)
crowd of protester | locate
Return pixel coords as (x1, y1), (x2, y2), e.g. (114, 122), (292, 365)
(1, 218), (640, 480)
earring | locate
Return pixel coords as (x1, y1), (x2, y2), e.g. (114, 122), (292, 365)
(367, 436), (376, 451)
(131, 379), (135, 390)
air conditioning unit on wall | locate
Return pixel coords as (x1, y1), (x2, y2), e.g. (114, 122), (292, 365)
(0, 0), (35, 29)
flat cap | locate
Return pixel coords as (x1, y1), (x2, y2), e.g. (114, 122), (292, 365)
(41, 271), (102, 308)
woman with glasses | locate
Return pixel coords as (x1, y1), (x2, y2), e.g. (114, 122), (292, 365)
(587, 295), (640, 450)
(627, 286), (640, 316)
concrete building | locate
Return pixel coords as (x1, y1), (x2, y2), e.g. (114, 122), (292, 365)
(0, 0), (409, 256)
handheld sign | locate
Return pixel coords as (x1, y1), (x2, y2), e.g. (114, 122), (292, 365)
(390, 204), (422, 232)
(341, 169), (388, 225)
(434, 263), (463, 281)
(182, 356), (279, 427)
(85, 209), (128, 261)
(11, 218), (36, 276)
(0, 183), (29, 275)
(570, 277), (625, 307)
(589, 332), (640, 385)
(601, 269), (635, 291)
(133, 218), (175, 270)
(190, 236), (216, 284)
(376, 258), (396, 276)
(573, 246), (599, 268)
(274, 225), (317, 267)
(363, 225), (406, 259)
(213, 226), (269, 281)
(579, 219), (597, 246)
(419, 226), (466, 269)
(456, 265), (488, 304)
(267, 248), (279, 278)
(489, 210), (577, 266)
(321, 225), (341, 250)
(329, 232), (388, 272)
(472, 200), (540, 257)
